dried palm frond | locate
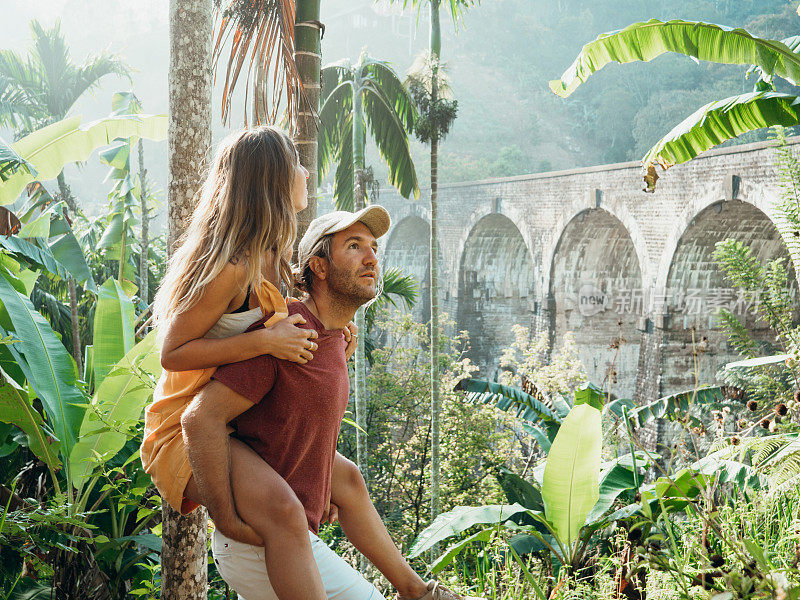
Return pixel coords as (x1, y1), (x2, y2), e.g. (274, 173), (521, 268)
(212, 0), (309, 129)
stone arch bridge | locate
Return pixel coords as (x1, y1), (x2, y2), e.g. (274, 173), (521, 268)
(379, 137), (799, 403)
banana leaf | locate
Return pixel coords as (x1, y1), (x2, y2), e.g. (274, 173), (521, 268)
(642, 92), (800, 191)
(0, 379), (60, 469)
(691, 453), (765, 490)
(573, 381), (604, 410)
(725, 354), (789, 369)
(429, 528), (494, 574)
(496, 467), (543, 511)
(542, 403), (602, 551)
(408, 504), (528, 558)
(92, 279), (136, 387)
(550, 20), (800, 98)
(0, 236), (73, 282)
(585, 460), (639, 525)
(0, 113), (167, 205)
(0, 272), (85, 464)
(48, 213), (96, 292)
(70, 331), (161, 489)
(455, 378), (562, 424)
(612, 386), (727, 427)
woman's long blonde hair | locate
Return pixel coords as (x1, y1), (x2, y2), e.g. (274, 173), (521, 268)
(152, 125), (299, 332)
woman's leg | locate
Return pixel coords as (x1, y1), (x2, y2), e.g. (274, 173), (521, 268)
(188, 438), (327, 600)
(330, 453), (428, 600)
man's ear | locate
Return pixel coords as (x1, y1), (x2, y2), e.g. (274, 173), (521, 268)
(308, 255), (328, 282)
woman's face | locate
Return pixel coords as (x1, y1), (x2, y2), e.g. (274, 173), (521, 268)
(291, 156), (309, 213)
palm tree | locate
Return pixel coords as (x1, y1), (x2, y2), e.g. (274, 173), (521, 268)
(549, 20), (800, 192)
(0, 19), (129, 370)
(213, 0), (321, 237)
(386, 0), (477, 525)
(161, 1), (214, 598)
(318, 51), (419, 479)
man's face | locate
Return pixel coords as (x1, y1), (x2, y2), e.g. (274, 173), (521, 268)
(325, 222), (380, 305)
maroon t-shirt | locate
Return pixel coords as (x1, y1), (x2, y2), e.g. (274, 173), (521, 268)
(212, 301), (349, 533)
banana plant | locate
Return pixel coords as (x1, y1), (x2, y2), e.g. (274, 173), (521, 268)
(411, 384), (610, 573)
(415, 380), (763, 578)
(96, 93), (146, 289)
(549, 19), (800, 191)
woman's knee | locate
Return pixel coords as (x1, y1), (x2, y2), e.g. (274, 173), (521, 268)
(257, 485), (307, 532)
(335, 456), (368, 504)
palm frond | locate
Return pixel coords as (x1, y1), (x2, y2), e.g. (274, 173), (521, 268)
(317, 78), (353, 181)
(362, 82), (419, 200)
(363, 58), (417, 133)
(365, 266), (418, 332)
(388, 0), (479, 29)
(213, 0), (306, 128)
(455, 377), (563, 425)
(320, 59), (353, 104)
(65, 53), (131, 116)
(0, 52), (47, 131)
(332, 112), (354, 211)
(717, 309), (760, 359)
(0, 135), (35, 182)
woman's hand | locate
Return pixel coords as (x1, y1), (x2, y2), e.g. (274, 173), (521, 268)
(343, 321), (358, 361)
(257, 314), (318, 364)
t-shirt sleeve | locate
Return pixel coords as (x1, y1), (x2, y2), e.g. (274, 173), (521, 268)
(212, 355), (278, 404)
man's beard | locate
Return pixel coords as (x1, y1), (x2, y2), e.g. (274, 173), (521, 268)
(326, 262), (377, 309)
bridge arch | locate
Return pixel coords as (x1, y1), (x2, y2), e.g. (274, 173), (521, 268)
(457, 212), (537, 374)
(548, 208), (644, 398)
(383, 215), (441, 322)
(659, 194), (796, 394)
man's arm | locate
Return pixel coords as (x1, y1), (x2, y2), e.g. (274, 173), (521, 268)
(181, 380), (256, 543)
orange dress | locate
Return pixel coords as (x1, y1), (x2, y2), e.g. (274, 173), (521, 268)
(140, 279), (288, 514)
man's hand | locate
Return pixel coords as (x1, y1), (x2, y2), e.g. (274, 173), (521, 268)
(343, 321), (358, 361)
(321, 501), (340, 525)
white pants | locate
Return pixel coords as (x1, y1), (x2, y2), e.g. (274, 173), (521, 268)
(211, 529), (387, 600)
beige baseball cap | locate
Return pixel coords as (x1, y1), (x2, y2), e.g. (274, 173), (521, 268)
(298, 205), (391, 262)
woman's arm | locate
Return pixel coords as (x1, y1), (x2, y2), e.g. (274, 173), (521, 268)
(160, 263), (318, 370)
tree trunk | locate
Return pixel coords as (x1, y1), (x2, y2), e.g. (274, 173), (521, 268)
(163, 1), (213, 598)
(294, 0), (322, 242)
(428, 0), (442, 528)
(138, 139), (150, 311)
(352, 83), (368, 484)
(56, 171), (83, 374)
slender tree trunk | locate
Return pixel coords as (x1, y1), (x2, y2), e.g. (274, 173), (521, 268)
(138, 139), (150, 311)
(352, 82), (369, 573)
(429, 0), (442, 528)
(56, 171), (83, 374)
(294, 0), (322, 241)
(352, 82), (369, 484)
(163, 1), (213, 598)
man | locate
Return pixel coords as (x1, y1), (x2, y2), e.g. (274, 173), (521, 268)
(182, 207), (477, 600)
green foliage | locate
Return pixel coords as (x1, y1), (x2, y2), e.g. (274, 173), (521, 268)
(319, 54), (419, 210)
(405, 51), (459, 145)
